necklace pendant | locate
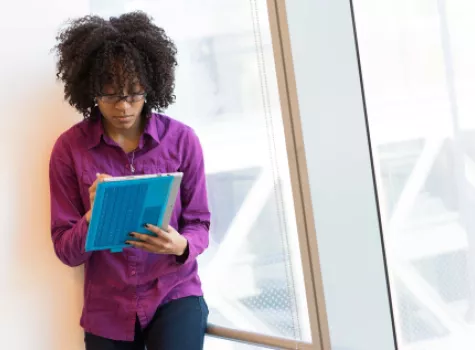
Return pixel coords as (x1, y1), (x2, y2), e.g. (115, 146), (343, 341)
(130, 164), (135, 173)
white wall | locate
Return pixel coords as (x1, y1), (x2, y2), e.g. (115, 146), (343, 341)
(0, 1), (90, 349)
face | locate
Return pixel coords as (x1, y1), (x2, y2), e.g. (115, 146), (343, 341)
(96, 79), (146, 132)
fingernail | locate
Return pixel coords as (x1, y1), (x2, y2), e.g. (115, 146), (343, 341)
(128, 233), (134, 237)
(143, 223), (149, 228)
(125, 241), (131, 245)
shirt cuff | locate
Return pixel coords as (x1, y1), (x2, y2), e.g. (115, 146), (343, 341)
(174, 232), (197, 265)
(175, 242), (190, 264)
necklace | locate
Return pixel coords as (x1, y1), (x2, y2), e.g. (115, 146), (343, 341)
(130, 151), (136, 173)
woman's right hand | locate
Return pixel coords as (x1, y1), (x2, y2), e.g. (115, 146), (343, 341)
(85, 173), (111, 223)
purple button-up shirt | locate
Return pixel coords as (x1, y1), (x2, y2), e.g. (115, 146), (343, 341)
(48, 112), (210, 341)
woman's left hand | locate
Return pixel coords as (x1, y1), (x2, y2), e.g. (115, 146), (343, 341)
(126, 224), (188, 256)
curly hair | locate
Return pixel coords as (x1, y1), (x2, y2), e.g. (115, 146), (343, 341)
(52, 11), (177, 119)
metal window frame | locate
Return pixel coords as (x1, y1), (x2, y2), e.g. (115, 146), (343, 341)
(206, 324), (314, 349)
(205, 0), (331, 349)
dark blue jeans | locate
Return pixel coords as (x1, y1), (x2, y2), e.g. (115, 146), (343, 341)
(85, 296), (209, 350)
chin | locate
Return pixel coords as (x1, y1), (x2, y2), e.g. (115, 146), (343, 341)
(113, 116), (138, 128)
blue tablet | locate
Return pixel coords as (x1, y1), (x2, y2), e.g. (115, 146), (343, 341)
(85, 172), (183, 253)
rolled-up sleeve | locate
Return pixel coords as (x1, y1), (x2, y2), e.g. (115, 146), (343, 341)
(176, 128), (211, 265)
(49, 137), (91, 267)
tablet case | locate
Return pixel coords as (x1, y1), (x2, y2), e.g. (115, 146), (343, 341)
(85, 173), (182, 253)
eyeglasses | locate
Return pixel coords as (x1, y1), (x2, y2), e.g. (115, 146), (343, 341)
(96, 92), (147, 104)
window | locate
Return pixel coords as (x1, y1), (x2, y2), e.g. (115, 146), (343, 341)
(353, 0), (475, 348)
(205, 337), (268, 350)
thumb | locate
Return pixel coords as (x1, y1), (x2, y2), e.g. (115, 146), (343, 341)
(96, 173), (112, 181)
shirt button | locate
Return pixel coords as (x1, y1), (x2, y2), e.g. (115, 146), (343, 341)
(131, 270), (136, 276)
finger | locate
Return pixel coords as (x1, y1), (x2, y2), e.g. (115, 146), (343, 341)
(144, 224), (171, 239)
(127, 239), (170, 254)
(89, 179), (99, 194)
(129, 232), (166, 245)
(97, 173), (112, 181)
(89, 173), (112, 193)
(129, 232), (154, 243)
(126, 240), (156, 253)
(143, 223), (160, 234)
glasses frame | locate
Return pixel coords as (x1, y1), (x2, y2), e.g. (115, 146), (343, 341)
(96, 92), (147, 105)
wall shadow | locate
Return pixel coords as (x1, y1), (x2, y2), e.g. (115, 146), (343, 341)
(7, 80), (86, 350)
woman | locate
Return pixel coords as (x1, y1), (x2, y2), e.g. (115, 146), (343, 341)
(49, 11), (210, 350)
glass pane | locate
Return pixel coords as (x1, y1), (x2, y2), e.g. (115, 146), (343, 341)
(354, 0), (475, 349)
(91, 0), (311, 343)
(205, 337), (268, 350)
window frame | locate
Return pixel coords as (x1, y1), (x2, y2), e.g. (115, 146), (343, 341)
(206, 0), (399, 348)
(205, 0), (331, 348)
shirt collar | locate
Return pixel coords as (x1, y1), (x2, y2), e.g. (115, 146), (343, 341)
(142, 113), (160, 146)
(86, 108), (160, 150)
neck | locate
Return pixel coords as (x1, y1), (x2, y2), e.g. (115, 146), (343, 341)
(103, 117), (144, 152)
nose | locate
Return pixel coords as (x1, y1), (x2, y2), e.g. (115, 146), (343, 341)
(115, 98), (131, 111)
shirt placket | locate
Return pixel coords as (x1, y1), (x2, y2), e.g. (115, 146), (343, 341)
(134, 251), (149, 328)
(127, 250), (139, 332)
